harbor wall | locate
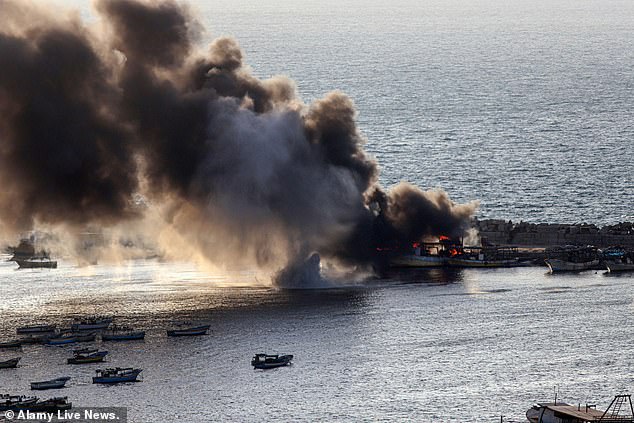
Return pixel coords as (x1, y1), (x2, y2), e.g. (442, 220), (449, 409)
(475, 219), (634, 249)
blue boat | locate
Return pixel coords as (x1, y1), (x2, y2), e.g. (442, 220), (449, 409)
(46, 336), (77, 346)
(92, 367), (142, 384)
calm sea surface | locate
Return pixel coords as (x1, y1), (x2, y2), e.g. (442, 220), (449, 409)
(1, 259), (633, 422)
(2, 1), (634, 422)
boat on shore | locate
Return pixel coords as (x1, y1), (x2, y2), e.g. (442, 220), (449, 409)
(167, 324), (210, 337)
(16, 257), (57, 269)
(545, 245), (600, 272)
(16, 324), (56, 335)
(71, 316), (113, 331)
(0, 357), (20, 369)
(101, 326), (145, 341)
(93, 367), (142, 384)
(19, 334), (52, 344)
(251, 354), (294, 369)
(67, 348), (108, 364)
(30, 377), (71, 390)
(526, 393), (634, 423)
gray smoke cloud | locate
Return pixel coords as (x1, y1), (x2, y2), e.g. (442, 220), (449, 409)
(0, 0), (478, 282)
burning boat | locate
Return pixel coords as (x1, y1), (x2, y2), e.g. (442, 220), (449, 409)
(388, 236), (461, 268)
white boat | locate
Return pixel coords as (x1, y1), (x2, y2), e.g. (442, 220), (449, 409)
(527, 394), (634, 423)
(30, 377), (71, 390)
(545, 258), (600, 272)
(603, 248), (634, 272)
(545, 245), (600, 273)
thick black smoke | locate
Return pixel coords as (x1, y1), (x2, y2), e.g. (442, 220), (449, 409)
(0, 0), (477, 279)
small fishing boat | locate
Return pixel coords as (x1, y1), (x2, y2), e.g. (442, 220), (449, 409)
(447, 246), (522, 268)
(602, 247), (634, 272)
(251, 353), (294, 369)
(73, 332), (97, 342)
(0, 340), (21, 349)
(46, 334), (78, 345)
(21, 396), (72, 412)
(16, 257), (57, 269)
(167, 324), (210, 337)
(545, 245), (600, 272)
(67, 348), (108, 364)
(101, 326), (145, 341)
(0, 395), (38, 411)
(71, 316), (112, 331)
(30, 377), (71, 390)
(19, 334), (51, 344)
(16, 324), (56, 335)
(92, 367), (142, 384)
(0, 357), (20, 369)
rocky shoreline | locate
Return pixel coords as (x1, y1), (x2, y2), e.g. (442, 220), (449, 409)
(475, 219), (634, 249)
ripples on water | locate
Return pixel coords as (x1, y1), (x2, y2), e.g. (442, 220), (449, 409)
(1, 258), (633, 422)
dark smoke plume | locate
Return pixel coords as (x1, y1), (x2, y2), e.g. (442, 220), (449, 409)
(0, 0), (477, 282)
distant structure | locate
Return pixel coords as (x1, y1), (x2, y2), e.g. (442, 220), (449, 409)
(476, 219), (634, 248)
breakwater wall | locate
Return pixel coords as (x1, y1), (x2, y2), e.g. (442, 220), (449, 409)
(475, 219), (634, 249)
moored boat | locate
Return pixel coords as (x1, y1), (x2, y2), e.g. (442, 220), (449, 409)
(251, 353), (294, 369)
(602, 247), (634, 272)
(0, 395), (37, 411)
(544, 245), (600, 273)
(101, 326), (145, 341)
(20, 396), (72, 412)
(0, 357), (20, 369)
(167, 324), (210, 337)
(67, 348), (108, 364)
(526, 394), (634, 423)
(92, 367), (142, 384)
(447, 246), (523, 268)
(30, 377), (71, 390)
(71, 316), (112, 331)
(46, 334), (78, 345)
(16, 324), (56, 335)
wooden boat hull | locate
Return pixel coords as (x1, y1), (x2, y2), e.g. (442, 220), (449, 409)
(546, 259), (601, 272)
(252, 361), (292, 369)
(71, 322), (111, 331)
(67, 351), (108, 364)
(167, 325), (210, 337)
(93, 369), (142, 384)
(389, 255), (446, 268)
(31, 377), (71, 390)
(0, 358), (20, 369)
(102, 331), (145, 341)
